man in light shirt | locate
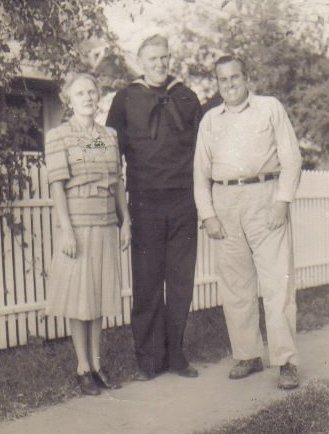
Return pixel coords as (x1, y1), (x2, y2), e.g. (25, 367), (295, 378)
(194, 54), (302, 389)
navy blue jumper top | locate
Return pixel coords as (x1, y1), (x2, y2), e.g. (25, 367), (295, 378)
(106, 76), (202, 192)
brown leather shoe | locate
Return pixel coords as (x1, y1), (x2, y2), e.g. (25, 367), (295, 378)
(176, 365), (199, 378)
(77, 372), (101, 396)
(278, 363), (299, 390)
(229, 357), (263, 379)
(92, 369), (122, 390)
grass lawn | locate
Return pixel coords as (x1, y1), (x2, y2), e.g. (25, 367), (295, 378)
(192, 380), (329, 434)
(0, 285), (329, 422)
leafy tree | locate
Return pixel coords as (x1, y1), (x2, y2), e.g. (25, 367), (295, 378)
(1, 0), (329, 197)
(160, 0), (329, 168)
(0, 0), (132, 231)
(0, 0), (133, 85)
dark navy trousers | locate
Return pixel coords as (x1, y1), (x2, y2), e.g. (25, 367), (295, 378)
(129, 188), (197, 374)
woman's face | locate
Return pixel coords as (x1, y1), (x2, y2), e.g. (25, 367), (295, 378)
(67, 77), (99, 117)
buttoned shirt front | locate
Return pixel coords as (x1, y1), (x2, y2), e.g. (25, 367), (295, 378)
(193, 93), (302, 221)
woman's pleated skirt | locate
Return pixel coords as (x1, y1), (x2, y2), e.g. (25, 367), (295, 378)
(46, 225), (122, 321)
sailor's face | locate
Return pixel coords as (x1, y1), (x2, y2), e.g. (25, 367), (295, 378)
(138, 44), (170, 87)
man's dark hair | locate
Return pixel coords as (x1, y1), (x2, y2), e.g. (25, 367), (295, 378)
(214, 54), (248, 78)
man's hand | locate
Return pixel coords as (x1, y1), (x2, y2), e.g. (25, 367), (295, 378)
(61, 228), (77, 258)
(267, 201), (289, 230)
(203, 216), (227, 240)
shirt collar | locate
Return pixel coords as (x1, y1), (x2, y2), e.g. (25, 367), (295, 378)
(218, 92), (255, 115)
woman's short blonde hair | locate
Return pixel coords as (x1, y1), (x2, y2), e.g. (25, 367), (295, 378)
(59, 72), (101, 105)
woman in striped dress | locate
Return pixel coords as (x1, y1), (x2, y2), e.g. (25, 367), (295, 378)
(45, 72), (131, 395)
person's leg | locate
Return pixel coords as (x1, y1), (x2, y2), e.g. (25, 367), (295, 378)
(70, 318), (100, 395)
(87, 318), (102, 372)
(129, 191), (167, 376)
(70, 319), (90, 374)
(244, 181), (298, 368)
(165, 190), (197, 372)
(212, 184), (264, 361)
(87, 318), (120, 389)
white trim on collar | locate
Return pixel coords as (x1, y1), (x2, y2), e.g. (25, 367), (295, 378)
(131, 77), (182, 91)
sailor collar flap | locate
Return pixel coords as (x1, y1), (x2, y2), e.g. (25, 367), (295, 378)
(130, 77), (186, 139)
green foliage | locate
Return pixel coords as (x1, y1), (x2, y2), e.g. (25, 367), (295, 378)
(1, 0), (329, 208)
(0, 0), (128, 83)
(0, 0), (130, 230)
(168, 0), (329, 168)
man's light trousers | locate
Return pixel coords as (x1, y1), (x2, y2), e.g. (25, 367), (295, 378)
(212, 180), (298, 366)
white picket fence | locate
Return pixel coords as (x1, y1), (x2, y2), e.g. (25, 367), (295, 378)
(0, 166), (329, 350)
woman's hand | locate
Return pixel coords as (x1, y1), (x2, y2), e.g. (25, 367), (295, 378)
(61, 228), (77, 258)
(120, 219), (131, 251)
(50, 182), (76, 258)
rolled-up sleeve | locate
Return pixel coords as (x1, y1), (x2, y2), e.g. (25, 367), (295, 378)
(271, 98), (302, 202)
(193, 116), (217, 221)
(45, 127), (70, 185)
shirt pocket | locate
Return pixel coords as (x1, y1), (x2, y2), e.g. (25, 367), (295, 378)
(67, 146), (84, 164)
(249, 116), (271, 135)
(246, 117), (272, 154)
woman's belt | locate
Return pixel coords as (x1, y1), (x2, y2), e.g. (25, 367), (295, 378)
(65, 196), (118, 226)
(213, 172), (279, 186)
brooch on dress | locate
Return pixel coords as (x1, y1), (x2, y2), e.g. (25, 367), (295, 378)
(83, 136), (107, 152)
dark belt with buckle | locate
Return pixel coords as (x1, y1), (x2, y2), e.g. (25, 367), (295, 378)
(213, 173), (279, 186)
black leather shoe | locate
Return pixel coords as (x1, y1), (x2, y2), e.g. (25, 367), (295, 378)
(133, 370), (155, 381)
(77, 372), (101, 396)
(92, 369), (122, 390)
(176, 365), (199, 378)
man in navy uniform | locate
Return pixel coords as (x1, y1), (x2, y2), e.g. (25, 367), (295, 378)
(107, 35), (202, 380)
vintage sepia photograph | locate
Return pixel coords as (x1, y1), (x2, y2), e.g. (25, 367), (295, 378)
(1, 0), (329, 433)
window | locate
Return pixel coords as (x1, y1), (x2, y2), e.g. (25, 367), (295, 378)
(4, 91), (44, 153)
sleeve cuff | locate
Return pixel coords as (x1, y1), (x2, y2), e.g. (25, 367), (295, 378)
(198, 210), (217, 222)
(275, 192), (294, 203)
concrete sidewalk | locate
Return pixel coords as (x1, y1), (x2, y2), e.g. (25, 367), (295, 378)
(1, 326), (329, 434)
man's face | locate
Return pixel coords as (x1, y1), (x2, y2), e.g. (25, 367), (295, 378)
(215, 60), (248, 107)
(138, 44), (170, 87)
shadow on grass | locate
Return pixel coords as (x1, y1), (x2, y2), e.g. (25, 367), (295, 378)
(0, 285), (329, 422)
(191, 379), (329, 434)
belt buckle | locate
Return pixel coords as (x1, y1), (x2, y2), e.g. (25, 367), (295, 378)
(237, 178), (244, 186)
